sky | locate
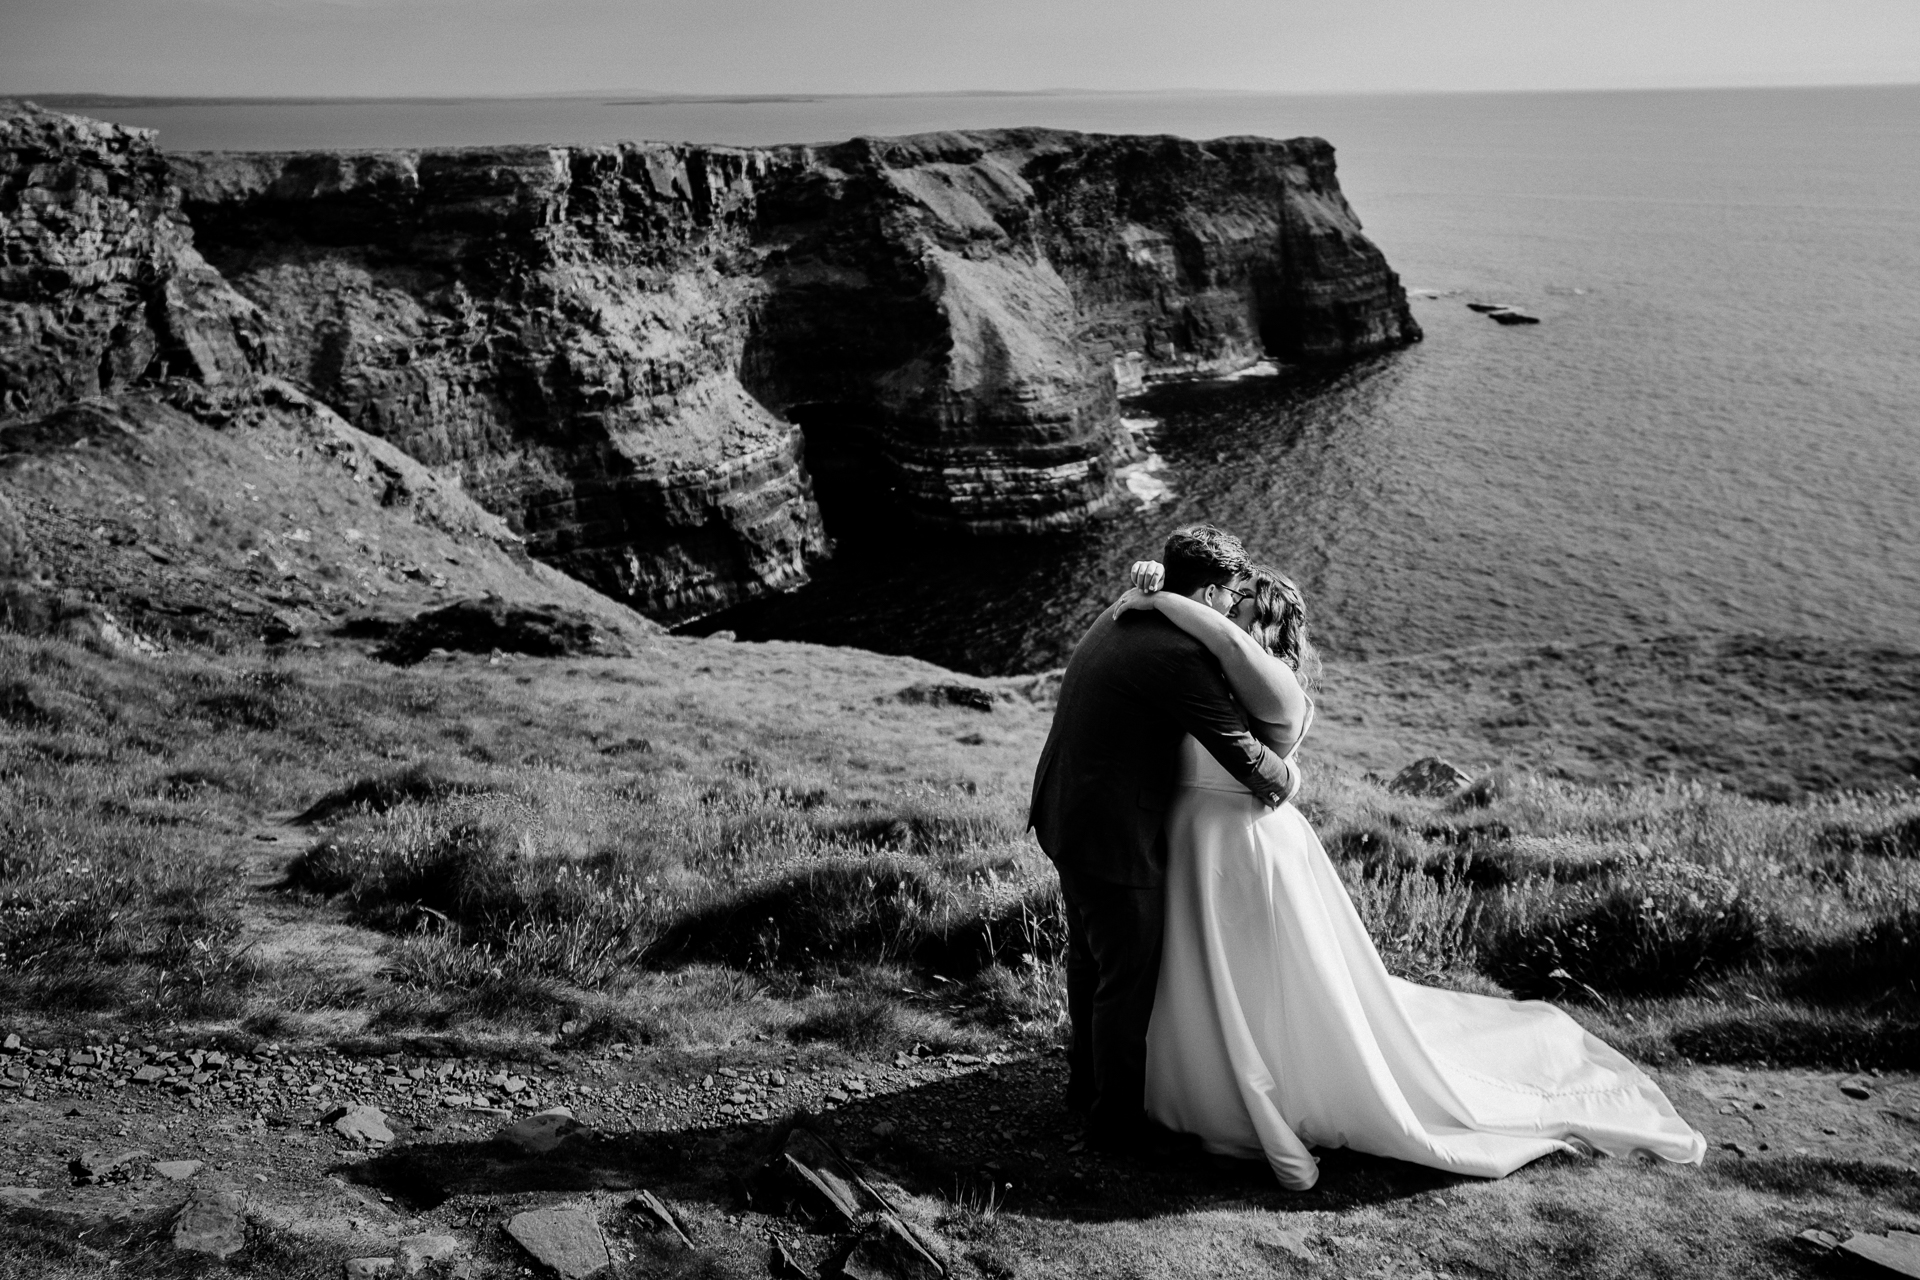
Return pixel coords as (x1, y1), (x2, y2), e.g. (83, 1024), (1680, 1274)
(4, 0), (1918, 99)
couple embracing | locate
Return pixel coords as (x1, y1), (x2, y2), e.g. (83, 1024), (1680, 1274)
(1028, 524), (1705, 1189)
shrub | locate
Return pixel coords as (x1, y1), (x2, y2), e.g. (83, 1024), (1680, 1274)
(296, 763), (490, 825)
(1326, 821), (1427, 872)
(1340, 861), (1480, 980)
(1818, 810), (1920, 860)
(1792, 906), (1920, 1015)
(916, 880), (1067, 978)
(650, 856), (940, 974)
(1448, 834), (1649, 889)
(1449, 767), (1526, 811)
(1482, 858), (1768, 999)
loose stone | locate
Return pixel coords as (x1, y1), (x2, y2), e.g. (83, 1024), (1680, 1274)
(172, 1187), (247, 1258)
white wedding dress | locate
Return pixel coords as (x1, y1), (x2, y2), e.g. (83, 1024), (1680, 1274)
(1143, 720), (1707, 1190)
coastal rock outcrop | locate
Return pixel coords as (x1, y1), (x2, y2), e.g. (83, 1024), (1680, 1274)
(167, 141), (828, 620)
(4, 101), (1419, 624)
(0, 105), (260, 415)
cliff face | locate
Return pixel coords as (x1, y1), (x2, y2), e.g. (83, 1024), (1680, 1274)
(744, 130), (1419, 530)
(3, 103), (1419, 624)
(167, 143), (828, 620)
(0, 106), (261, 416)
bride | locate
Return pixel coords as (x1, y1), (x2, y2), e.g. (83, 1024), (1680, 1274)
(1111, 561), (1706, 1190)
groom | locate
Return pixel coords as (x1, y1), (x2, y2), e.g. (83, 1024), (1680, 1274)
(1029, 523), (1298, 1151)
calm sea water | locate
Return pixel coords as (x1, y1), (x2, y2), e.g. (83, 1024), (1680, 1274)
(58, 86), (1920, 673)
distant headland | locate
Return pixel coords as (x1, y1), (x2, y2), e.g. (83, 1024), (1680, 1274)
(1, 100), (1417, 625)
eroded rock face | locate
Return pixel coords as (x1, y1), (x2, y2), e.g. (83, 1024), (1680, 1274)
(3, 102), (1417, 625)
(169, 126), (1416, 614)
(0, 103), (261, 416)
(165, 142), (826, 621)
(745, 129), (1421, 532)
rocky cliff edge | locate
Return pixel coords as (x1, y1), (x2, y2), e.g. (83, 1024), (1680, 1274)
(3, 102), (1418, 625)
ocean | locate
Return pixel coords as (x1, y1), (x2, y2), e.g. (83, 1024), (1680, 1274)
(53, 85), (1920, 674)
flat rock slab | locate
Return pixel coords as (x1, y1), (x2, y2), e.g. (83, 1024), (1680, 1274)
(173, 1186), (247, 1258)
(507, 1203), (610, 1279)
(332, 1105), (394, 1146)
(496, 1111), (586, 1157)
(1843, 1230), (1920, 1278)
(152, 1159), (203, 1181)
(396, 1231), (462, 1274)
(0, 1187), (47, 1208)
(630, 1189), (694, 1247)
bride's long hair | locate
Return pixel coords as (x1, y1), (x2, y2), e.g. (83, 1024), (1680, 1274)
(1246, 564), (1320, 689)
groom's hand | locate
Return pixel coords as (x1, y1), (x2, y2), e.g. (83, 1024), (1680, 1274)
(1279, 755), (1304, 805)
(1254, 756), (1302, 808)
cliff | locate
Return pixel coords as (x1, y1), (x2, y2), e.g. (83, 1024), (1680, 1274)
(3, 103), (1418, 624)
(0, 105), (262, 414)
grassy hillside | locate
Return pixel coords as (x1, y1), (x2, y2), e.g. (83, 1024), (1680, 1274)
(4, 626), (1916, 1070)
(5, 392), (1920, 1277)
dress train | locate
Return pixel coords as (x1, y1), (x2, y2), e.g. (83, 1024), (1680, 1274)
(1143, 736), (1706, 1189)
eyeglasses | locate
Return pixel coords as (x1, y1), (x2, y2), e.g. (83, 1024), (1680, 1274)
(1214, 584), (1254, 608)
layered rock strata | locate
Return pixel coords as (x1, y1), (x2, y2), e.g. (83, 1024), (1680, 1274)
(168, 143), (828, 619)
(0, 105), (261, 415)
(4, 102), (1418, 622)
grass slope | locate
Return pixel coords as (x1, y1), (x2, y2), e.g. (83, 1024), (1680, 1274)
(4, 390), (1920, 1274)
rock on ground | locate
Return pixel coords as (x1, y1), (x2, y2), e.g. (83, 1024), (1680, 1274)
(1841, 1230), (1920, 1278)
(1387, 757), (1473, 798)
(506, 1203), (611, 1279)
(71, 1147), (149, 1182)
(376, 600), (633, 666)
(496, 1110), (588, 1157)
(172, 1186), (247, 1258)
(330, 1105), (394, 1146)
(395, 1232), (463, 1274)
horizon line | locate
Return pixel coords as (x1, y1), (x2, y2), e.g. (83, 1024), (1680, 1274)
(9, 80), (1920, 107)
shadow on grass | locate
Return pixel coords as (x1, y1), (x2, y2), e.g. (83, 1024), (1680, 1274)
(1667, 1013), (1920, 1072)
(294, 763), (492, 826)
(344, 1054), (1464, 1229)
(1705, 1152), (1920, 1214)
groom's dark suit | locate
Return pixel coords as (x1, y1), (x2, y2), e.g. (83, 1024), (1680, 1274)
(1029, 607), (1295, 1142)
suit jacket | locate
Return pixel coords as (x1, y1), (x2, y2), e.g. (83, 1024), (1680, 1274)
(1028, 609), (1295, 888)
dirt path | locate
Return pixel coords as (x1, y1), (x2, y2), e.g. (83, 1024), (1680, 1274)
(3, 1016), (1918, 1279)
(229, 813), (391, 1040)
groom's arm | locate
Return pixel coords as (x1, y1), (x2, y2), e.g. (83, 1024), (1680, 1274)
(1143, 638), (1297, 807)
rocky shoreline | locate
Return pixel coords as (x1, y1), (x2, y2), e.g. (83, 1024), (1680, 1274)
(3, 101), (1418, 627)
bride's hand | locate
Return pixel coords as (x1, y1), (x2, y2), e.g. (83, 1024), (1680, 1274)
(1130, 560), (1165, 592)
(1110, 586), (1160, 620)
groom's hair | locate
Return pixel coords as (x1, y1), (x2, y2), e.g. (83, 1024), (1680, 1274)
(1161, 524), (1250, 596)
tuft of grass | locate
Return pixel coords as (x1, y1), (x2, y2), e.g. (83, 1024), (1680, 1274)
(295, 762), (492, 825)
(1339, 860), (1481, 982)
(1481, 858), (1768, 1000)
(1817, 808), (1920, 859)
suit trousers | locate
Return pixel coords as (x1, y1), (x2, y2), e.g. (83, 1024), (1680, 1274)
(1056, 865), (1165, 1140)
